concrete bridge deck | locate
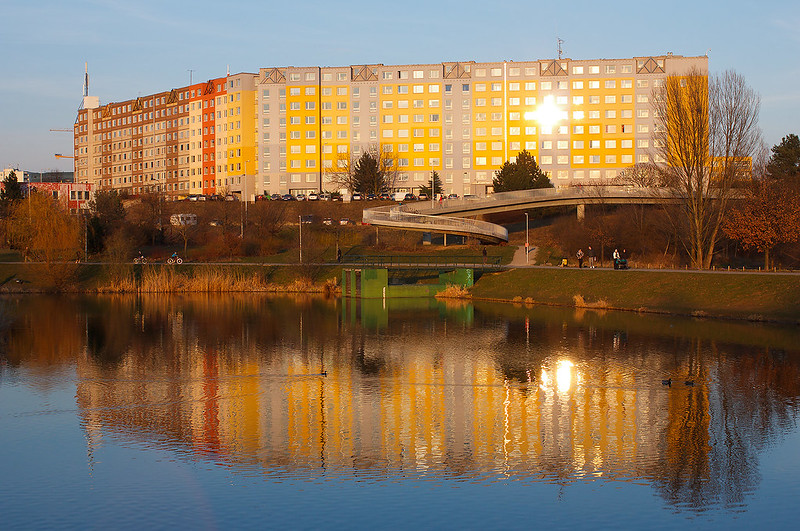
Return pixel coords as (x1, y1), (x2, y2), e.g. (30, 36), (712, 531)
(363, 186), (686, 243)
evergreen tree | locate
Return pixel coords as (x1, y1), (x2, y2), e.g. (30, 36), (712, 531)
(87, 190), (127, 253)
(0, 171), (25, 219)
(1, 171), (24, 202)
(492, 150), (552, 192)
(352, 151), (387, 194)
(419, 171), (443, 197)
(766, 134), (800, 180)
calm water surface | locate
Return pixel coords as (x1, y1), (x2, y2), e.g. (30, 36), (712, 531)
(1, 294), (799, 529)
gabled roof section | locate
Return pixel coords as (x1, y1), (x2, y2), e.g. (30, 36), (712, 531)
(636, 57), (665, 74)
(540, 60), (567, 76)
(351, 65), (379, 81)
(443, 62), (472, 79)
(260, 68), (286, 84)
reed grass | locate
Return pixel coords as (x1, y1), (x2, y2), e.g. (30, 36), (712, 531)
(94, 265), (332, 294)
(573, 294), (610, 309)
(435, 284), (472, 299)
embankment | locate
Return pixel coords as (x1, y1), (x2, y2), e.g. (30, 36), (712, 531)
(469, 267), (800, 323)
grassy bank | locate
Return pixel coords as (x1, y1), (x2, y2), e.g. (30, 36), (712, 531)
(470, 268), (800, 322)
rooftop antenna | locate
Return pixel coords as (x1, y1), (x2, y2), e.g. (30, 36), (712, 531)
(188, 69), (194, 85)
(83, 62), (89, 97)
(227, 64), (230, 77)
(557, 37), (564, 60)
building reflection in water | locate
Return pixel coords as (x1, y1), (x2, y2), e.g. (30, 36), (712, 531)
(2, 294), (799, 511)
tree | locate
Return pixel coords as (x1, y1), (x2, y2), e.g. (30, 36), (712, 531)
(0, 170), (24, 206)
(618, 163), (665, 187)
(126, 192), (164, 245)
(0, 171), (25, 244)
(87, 190), (126, 253)
(722, 181), (800, 269)
(766, 134), (800, 180)
(419, 171), (443, 197)
(653, 69), (762, 269)
(326, 145), (398, 194)
(9, 191), (81, 288)
(492, 150), (552, 192)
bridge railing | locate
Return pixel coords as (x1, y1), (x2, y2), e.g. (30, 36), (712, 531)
(362, 206), (508, 242)
(412, 185), (676, 214)
(341, 254), (502, 268)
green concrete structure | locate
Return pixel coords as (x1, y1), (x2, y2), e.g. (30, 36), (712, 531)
(342, 268), (474, 299)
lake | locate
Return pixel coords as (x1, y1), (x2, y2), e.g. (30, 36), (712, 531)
(1, 294), (799, 529)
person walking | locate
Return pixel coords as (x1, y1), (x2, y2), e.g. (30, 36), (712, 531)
(576, 248), (584, 268)
(612, 248), (620, 269)
(587, 246), (595, 268)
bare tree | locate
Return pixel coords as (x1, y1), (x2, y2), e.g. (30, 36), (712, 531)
(653, 69), (762, 269)
(325, 144), (398, 193)
(618, 163), (665, 187)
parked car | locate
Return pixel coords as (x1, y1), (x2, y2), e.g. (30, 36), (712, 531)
(366, 193), (377, 201)
(417, 193), (429, 201)
(271, 193), (282, 201)
(282, 194), (295, 201)
(319, 192), (332, 201)
(352, 192), (363, 201)
(323, 218), (333, 226)
(447, 193), (459, 199)
(170, 213), (198, 226)
(379, 192), (392, 201)
(296, 193), (307, 201)
(339, 218), (353, 225)
(307, 192), (319, 201)
(403, 193), (417, 201)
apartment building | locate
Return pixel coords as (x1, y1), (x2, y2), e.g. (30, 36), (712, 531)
(74, 54), (707, 198)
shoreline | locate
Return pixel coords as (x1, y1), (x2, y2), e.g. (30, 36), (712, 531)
(2, 262), (799, 325)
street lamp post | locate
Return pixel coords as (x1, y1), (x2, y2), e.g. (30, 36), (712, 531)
(240, 161), (248, 238)
(525, 212), (529, 264)
(430, 172), (435, 209)
(299, 214), (303, 264)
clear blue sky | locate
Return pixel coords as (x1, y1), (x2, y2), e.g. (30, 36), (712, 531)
(1, 0), (798, 172)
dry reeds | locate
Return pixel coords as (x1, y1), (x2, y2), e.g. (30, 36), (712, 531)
(573, 294), (610, 309)
(94, 266), (330, 294)
(435, 284), (472, 299)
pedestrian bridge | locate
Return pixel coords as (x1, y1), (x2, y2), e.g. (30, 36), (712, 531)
(362, 186), (684, 243)
(362, 205), (509, 243)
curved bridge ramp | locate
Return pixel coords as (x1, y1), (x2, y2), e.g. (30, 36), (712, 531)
(362, 205), (508, 243)
(413, 186), (682, 217)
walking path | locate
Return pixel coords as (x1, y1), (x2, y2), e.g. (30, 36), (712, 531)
(510, 245), (537, 267)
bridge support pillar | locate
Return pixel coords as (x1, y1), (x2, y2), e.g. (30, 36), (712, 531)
(577, 203), (585, 222)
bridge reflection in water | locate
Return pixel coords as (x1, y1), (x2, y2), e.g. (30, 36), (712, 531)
(5, 295), (797, 511)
